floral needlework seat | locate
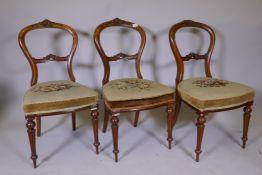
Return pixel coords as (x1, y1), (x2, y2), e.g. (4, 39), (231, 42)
(103, 78), (174, 102)
(23, 80), (98, 115)
(178, 77), (255, 111)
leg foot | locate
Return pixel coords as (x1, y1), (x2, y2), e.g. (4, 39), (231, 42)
(26, 116), (38, 168)
(111, 113), (119, 162)
(242, 103), (253, 149)
(195, 112), (206, 162)
(91, 105), (100, 154)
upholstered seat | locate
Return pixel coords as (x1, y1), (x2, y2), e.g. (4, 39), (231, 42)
(23, 80), (98, 115)
(178, 77), (255, 111)
(103, 78), (174, 102)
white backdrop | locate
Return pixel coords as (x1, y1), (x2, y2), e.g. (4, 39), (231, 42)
(0, 0), (262, 174)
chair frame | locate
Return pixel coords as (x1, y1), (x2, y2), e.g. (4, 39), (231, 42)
(18, 19), (100, 168)
(94, 18), (175, 162)
(169, 20), (253, 162)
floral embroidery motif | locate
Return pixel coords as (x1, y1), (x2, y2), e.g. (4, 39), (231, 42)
(192, 79), (228, 87)
(110, 79), (153, 92)
(33, 83), (77, 93)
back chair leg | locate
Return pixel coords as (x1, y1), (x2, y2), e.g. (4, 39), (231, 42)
(133, 111), (140, 127)
(195, 111), (207, 162)
(26, 116), (38, 168)
(111, 113), (120, 162)
(167, 104), (174, 149)
(91, 105), (100, 154)
(103, 104), (109, 133)
(172, 93), (181, 128)
(36, 117), (41, 137)
(72, 112), (76, 131)
(242, 102), (253, 148)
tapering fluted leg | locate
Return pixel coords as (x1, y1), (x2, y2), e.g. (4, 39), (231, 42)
(111, 113), (120, 162)
(103, 103), (109, 133)
(167, 104), (174, 149)
(26, 116), (38, 168)
(242, 103), (253, 149)
(72, 112), (76, 131)
(36, 116), (41, 137)
(133, 111), (140, 127)
(195, 112), (207, 162)
(172, 93), (181, 129)
(91, 105), (100, 154)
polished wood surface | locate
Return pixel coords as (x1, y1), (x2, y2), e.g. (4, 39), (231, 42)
(169, 20), (254, 162)
(18, 19), (100, 167)
(94, 18), (175, 162)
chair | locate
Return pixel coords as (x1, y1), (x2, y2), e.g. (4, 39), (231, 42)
(94, 18), (175, 162)
(18, 19), (100, 168)
(169, 20), (255, 162)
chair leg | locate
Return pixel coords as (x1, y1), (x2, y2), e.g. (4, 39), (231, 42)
(72, 112), (76, 131)
(36, 117), (41, 137)
(167, 104), (174, 149)
(26, 116), (38, 168)
(133, 111), (140, 127)
(103, 104), (109, 133)
(111, 113), (120, 162)
(91, 105), (100, 154)
(242, 103), (253, 149)
(195, 112), (207, 162)
(172, 93), (181, 129)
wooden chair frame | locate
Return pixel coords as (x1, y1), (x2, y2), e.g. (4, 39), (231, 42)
(18, 19), (99, 168)
(169, 20), (253, 162)
(94, 18), (175, 162)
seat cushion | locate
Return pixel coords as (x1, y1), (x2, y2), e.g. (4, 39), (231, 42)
(23, 80), (98, 115)
(178, 77), (255, 111)
(103, 78), (174, 102)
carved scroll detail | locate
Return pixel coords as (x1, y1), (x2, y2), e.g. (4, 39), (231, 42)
(182, 52), (207, 61)
(108, 53), (138, 61)
(33, 54), (69, 63)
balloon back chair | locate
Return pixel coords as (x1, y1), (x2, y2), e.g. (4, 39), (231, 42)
(94, 18), (175, 162)
(169, 20), (255, 162)
(18, 19), (100, 168)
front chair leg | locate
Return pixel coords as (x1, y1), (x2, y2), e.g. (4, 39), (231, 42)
(36, 116), (41, 137)
(167, 104), (174, 149)
(133, 111), (140, 127)
(242, 102), (253, 148)
(195, 111), (207, 162)
(26, 116), (38, 168)
(91, 105), (100, 154)
(103, 103), (109, 133)
(111, 113), (120, 162)
(72, 112), (76, 131)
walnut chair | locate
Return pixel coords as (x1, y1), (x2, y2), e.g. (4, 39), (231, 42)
(94, 18), (175, 162)
(18, 19), (100, 168)
(169, 20), (255, 162)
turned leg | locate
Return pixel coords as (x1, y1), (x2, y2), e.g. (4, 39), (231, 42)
(167, 104), (174, 149)
(242, 103), (253, 149)
(195, 112), (207, 162)
(172, 93), (181, 128)
(133, 111), (140, 127)
(103, 103), (109, 133)
(91, 105), (100, 154)
(72, 112), (76, 131)
(36, 116), (41, 137)
(111, 113), (120, 162)
(25, 116), (38, 168)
